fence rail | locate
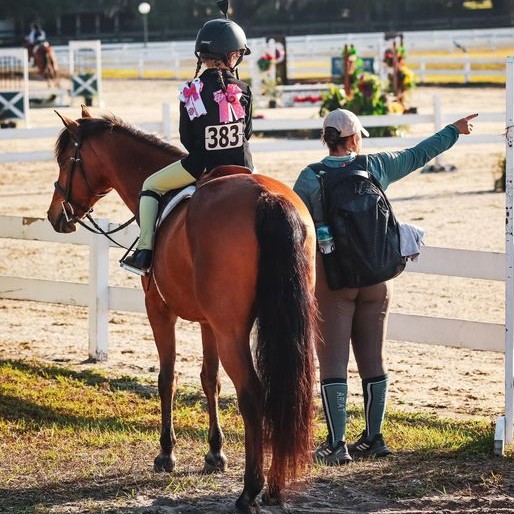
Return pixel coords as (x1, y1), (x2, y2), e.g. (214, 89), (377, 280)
(0, 215), (505, 363)
(0, 97), (505, 163)
(48, 27), (513, 83)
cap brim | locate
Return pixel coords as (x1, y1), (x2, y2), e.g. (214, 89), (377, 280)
(244, 46), (251, 55)
(361, 127), (369, 137)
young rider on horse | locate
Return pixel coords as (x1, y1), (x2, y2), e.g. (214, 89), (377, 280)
(25, 23), (47, 63)
(121, 18), (254, 275)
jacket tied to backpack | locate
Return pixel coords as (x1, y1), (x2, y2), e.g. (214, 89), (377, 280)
(310, 155), (407, 290)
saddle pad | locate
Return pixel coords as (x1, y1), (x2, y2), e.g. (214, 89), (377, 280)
(155, 185), (196, 231)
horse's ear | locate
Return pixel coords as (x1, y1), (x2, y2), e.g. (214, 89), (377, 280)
(54, 110), (80, 137)
(81, 104), (92, 118)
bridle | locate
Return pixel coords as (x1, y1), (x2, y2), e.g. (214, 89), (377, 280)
(54, 131), (135, 247)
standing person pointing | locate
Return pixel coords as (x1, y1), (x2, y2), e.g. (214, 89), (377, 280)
(294, 109), (477, 464)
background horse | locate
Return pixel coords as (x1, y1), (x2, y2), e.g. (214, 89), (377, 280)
(33, 43), (59, 86)
(47, 106), (318, 514)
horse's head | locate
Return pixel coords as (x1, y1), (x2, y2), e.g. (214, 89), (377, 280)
(47, 105), (113, 233)
(47, 105), (187, 233)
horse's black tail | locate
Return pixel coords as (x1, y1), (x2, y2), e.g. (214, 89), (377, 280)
(254, 191), (316, 488)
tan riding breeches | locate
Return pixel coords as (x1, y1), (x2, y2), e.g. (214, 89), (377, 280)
(136, 160), (196, 250)
(314, 253), (392, 381)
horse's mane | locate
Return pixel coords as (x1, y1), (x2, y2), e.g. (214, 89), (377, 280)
(55, 113), (185, 162)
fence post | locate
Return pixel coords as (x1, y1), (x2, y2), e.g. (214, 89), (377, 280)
(433, 94), (442, 132)
(88, 218), (110, 361)
(138, 56), (144, 79)
(419, 58), (426, 84)
(504, 56), (514, 447)
(464, 58), (471, 84)
(432, 94), (445, 169)
(162, 102), (171, 140)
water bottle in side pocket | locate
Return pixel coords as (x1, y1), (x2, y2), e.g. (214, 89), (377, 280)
(316, 224), (342, 290)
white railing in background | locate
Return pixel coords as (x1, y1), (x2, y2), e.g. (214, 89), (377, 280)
(49, 27), (512, 83)
(0, 96), (505, 164)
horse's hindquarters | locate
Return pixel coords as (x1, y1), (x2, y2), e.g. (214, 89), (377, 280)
(187, 177), (261, 327)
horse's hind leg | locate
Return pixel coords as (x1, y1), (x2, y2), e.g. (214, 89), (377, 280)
(217, 337), (264, 514)
(145, 289), (178, 473)
(200, 323), (227, 473)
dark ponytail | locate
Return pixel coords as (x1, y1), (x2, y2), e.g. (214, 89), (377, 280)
(322, 127), (352, 153)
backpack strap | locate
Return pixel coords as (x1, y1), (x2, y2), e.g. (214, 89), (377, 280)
(308, 155), (370, 179)
(308, 162), (330, 221)
(308, 156), (371, 222)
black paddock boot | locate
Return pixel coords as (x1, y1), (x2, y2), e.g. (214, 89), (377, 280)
(121, 249), (153, 275)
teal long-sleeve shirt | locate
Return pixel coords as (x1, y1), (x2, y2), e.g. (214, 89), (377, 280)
(293, 123), (460, 226)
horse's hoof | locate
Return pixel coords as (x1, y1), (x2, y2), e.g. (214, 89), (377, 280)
(153, 453), (176, 472)
(235, 497), (261, 514)
(261, 490), (284, 506)
(203, 450), (228, 473)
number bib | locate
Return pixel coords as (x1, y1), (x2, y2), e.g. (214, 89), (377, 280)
(205, 122), (244, 151)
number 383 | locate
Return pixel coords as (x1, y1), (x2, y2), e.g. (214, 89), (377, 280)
(205, 122), (244, 151)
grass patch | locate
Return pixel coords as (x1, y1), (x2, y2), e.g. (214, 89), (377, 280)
(0, 359), (512, 512)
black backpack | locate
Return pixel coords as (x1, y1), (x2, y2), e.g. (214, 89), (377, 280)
(310, 155), (406, 289)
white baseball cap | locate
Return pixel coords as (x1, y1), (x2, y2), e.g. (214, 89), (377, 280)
(322, 109), (369, 138)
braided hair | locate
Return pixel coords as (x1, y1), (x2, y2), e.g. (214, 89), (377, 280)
(193, 53), (228, 92)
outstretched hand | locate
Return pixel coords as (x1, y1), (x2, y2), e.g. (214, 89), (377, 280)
(452, 113), (478, 135)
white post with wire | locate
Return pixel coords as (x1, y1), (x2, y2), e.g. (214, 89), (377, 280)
(497, 56), (514, 456)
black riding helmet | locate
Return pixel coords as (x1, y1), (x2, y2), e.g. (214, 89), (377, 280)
(195, 18), (250, 68)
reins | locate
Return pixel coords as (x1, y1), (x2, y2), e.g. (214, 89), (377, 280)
(54, 131), (136, 249)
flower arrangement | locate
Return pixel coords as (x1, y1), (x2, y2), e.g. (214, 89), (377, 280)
(319, 85), (346, 117)
(293, 94), (323, 104)
(346, 73), (388, 117)
(257, 53), (274, 72)
(383, 44), (407, 68)
(319, 40), (415, 134)
(261, 77), (280, 99)
(383, 43), (416, 95)
(398, 66), (416, 91)
(319, 71), (405, 136)
(342, 44), (365, 96)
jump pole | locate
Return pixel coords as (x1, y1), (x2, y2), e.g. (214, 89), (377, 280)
(497, 56), (514, 455)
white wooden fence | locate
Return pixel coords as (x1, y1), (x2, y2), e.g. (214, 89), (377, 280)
(0, 214), (507, 458)
(0, 214), (505, 356)
(48, 27), (513, 83)
(0, 96), (505, 164)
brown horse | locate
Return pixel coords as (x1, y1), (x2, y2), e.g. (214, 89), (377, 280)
(47, 106), (317, 513)
(32, 43), (59, 86)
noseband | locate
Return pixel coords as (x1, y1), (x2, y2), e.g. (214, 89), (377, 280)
(54, 134), (109, 223)
(54, 130), (135, 245)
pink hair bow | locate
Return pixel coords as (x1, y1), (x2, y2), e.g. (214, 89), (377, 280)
(179, 78), (207, 120)
(213, 84), (246, 123)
